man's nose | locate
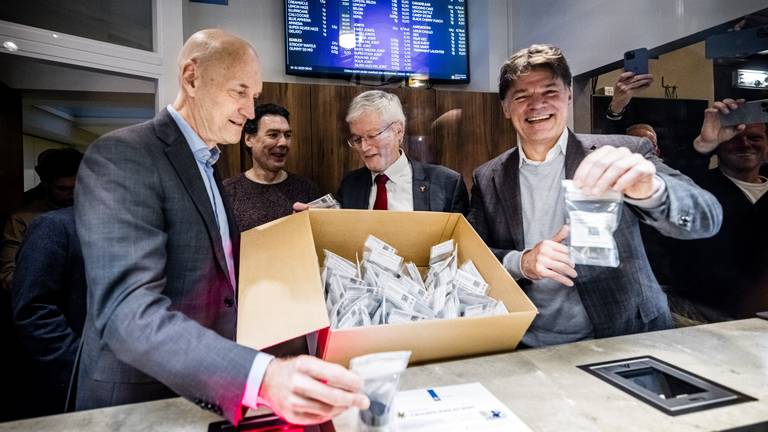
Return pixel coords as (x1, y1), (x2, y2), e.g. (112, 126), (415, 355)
(527, 93), (545, 109)
(360, 138), (374, 152)
(242, 100), (255, 119)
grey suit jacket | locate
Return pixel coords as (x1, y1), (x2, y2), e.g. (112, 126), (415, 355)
(468, 131), (722, 338)
(336, 158), (469, 214)
(74, 109), (256, 424)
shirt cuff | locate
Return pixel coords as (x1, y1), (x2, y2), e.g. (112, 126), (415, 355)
(624, 175), (667, 209)
(502, 249), (528, 280)
(241, 352), (275, 410)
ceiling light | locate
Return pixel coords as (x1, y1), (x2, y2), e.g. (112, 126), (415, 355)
(339, 32), (355, 49)
(3, 41), (19, 52)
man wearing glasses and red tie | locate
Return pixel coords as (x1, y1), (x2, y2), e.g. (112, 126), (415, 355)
(335, 90), (468, 213)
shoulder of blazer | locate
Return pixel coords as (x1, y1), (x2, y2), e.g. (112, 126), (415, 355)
(152, 108), (187, 148)
(574, 132), (649, 153)
(412, 159), (461, 181)
(340, 165), (371, 185)
(474, 147), (518, 179)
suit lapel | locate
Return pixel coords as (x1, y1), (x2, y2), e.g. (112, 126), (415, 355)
(565, 130), (588, 179)
(410, 159), (430, 211)
(155, 109), (230, 282)
(492, 149), (525, 249)
(214, 165), (240, 288)
(349, 169), (373, 209)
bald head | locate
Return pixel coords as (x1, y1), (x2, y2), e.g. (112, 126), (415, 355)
(173, 29), (262, 148)
(178, 29), (258, 76)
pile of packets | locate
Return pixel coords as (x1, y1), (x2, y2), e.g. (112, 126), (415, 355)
(322, 235), (509, 329)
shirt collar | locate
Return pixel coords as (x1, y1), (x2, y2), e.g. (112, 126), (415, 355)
(371, 150), (410, 184)
(518, 128), (569, 168)
(167, 104), (221, 166)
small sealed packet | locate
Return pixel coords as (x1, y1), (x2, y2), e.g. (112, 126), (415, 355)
(350, 351), (412, 431)
(364, 235), (398, 256)
(429, 239), (455, 265)
(307, 193), (341, 209)
(562, 180), (623, 268)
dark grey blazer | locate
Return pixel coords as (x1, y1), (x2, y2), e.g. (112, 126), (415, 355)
(468, 131), (723, 338)
(336, 158), (469, 214)
(12, 207), (85, 414)
(74, 109), (255, 424)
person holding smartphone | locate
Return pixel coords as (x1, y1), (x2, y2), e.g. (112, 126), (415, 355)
(666, 99), (768, 323)
(605, 71), (655, 121)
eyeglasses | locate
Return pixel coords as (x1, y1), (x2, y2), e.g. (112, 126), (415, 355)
(347, 121), (396, 148)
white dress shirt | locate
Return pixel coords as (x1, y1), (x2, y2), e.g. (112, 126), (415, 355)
(367, 151), (414, 211)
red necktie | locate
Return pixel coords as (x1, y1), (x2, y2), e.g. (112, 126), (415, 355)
(373, 174), (389, 210)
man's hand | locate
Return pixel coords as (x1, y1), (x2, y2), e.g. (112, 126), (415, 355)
(292, 202), (310, 213)
(521, 226), (577, 287)
(573, 145), (657, 199)
(693, 98), (746, 154)
(260, 355), (370, 425)
(609, 72), (654, 114)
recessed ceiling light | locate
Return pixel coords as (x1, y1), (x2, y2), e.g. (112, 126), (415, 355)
(3, 41), (19, 52)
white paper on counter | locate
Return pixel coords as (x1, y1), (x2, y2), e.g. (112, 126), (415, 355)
(393, 382), (532, 431)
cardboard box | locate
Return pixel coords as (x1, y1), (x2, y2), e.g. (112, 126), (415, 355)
(237, 209), (537, 366)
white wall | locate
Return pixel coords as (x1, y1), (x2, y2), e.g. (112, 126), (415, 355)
(183, 0), (510, 92)
(507, 0), (767, 76)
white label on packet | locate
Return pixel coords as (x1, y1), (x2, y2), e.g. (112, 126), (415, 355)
(383, 280), (418, 311)
(429, 239), (454, 265)
(368, 248), (404, 274)
(460, 259), (483, 280)
(365, 235), (398, 255)
(569, 211), (617, 248)
(454, 268), (488, 295)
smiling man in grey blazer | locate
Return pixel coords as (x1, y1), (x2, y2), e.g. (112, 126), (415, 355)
(469, 44), (723, 347)
(336, 90), (469, 213)
(74, 29), (367, 426)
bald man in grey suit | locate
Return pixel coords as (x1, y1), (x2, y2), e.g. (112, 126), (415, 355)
(75, 29), (367, 426)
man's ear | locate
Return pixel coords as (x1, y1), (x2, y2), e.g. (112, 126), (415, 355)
(244, 133), (255, 148)
(180, 59), (199, 96)
(501, 100), (512, 119)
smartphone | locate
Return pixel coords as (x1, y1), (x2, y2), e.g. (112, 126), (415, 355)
(720, 99), (768, 127)
(623, 48), (649, 75)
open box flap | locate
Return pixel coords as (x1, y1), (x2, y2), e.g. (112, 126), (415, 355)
(237, 211), (330, 350)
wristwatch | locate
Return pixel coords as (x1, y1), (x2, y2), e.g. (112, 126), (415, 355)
(605, 105), (625, 120)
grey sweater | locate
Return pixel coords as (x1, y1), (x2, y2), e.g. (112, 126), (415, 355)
(503, 151), (593, 347)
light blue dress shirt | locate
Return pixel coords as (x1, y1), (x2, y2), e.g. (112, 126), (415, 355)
(167, 105), (273, 409)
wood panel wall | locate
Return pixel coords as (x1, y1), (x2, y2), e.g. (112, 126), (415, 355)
(219, 82), (516, 195)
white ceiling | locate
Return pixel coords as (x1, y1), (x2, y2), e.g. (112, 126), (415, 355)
(0, 52), (156, 146)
